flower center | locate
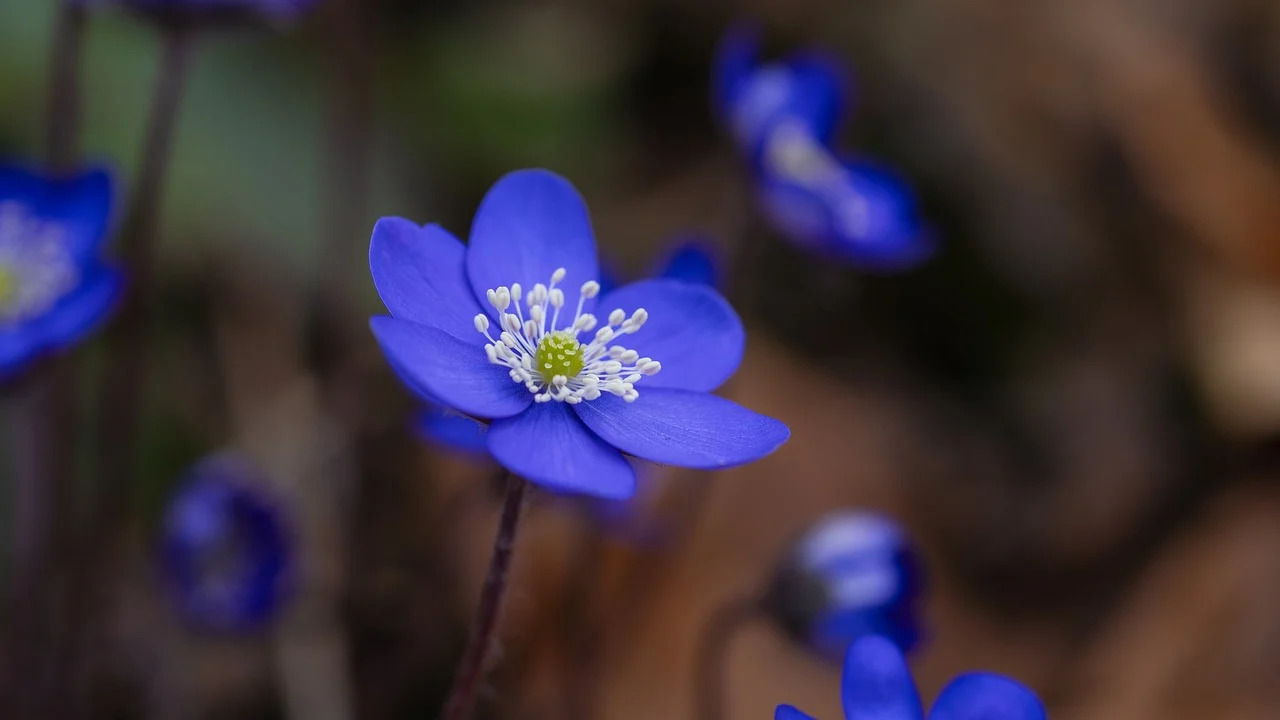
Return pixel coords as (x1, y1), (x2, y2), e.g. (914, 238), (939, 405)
(474, 267), (661, 404)
(0, 201), (78, 325)
(764, 119), (869, 238)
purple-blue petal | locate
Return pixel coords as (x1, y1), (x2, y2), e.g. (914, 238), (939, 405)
(713, 24), (761, 119)
(0, 325), (38, 380)
(370, 316), (531, 420)
(487, 402), (636, 499)
(841, 636), (924, 720)
(775, 705), (818, 720)
(597, 278), (743, 392)
(0, 164), (114, 263)
(369, 218), (483, 341)
(416, 404), (491, 458)
(37, 265), (123, 348)
(465, 169), (600, 312)
(652, 236), (722, 289)
(928, 674), (1046, 720)
(573, 388), (788, 469)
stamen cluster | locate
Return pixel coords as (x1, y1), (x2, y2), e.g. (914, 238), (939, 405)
(0, 202), (77, 324)
(474, 267), (661, 404)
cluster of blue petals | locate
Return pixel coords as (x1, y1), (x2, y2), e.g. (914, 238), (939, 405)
(371, 168), (788, 500)
(715, 26), (932, 271)
(0, 165), (122, 379)
(161, 455), (294, 632)
(768, 512), (923, 660)
(777, 635), (1046, 720)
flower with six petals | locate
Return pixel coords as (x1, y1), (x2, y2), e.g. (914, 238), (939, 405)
(371, 169), (789, 499)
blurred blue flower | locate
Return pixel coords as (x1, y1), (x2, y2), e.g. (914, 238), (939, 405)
(415, 235), (723, 457)
(79, 0), (315, 24)
(715, 26), (933, 271)
(776, 635), (1046, 720)
(161, 455), (293, 632)
(714, 25), (847, 168)
(766, 512), (923, 661)
(370, 168), (787, 500)
(0, 165), (121, 380)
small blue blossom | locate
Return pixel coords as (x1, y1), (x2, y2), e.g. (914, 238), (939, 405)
(78, 0), (315, 24)
(766, 512), (923, 660)
(371, 169), (788, 500)
(715, 26), (933, 271)
(0, 165), (121, 380)
(160, 455), (293, 632)
(777, 635), (1046, 720)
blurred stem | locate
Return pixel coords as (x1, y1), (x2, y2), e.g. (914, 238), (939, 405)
(693, 595), (763, 720)
(44, 0), (87, 170)
(96, 21), (195, 523)
(440, 473), (527, 720)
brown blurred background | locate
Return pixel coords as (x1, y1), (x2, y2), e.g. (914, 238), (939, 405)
(3, 0), (1280, 717)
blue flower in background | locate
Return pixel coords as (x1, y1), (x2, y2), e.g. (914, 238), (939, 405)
(715, 26), (933, 271)
(80, 0), (315, 24)
(0, 165), (121, 380)
(161, 455), (293, 632)
(371, 168), (788, 500)
(766, 512), (923, 661)
(776, 635), (1046, 720)
(714, 25), (847, 168)
(415, 236), (723, 458)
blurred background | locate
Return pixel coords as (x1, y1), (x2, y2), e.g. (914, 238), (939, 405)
(3, 0), (1280, 717)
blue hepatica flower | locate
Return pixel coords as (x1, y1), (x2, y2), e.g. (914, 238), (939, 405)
(80, 0), (314, 24)
(371, 169), (788, 500)
(777, 635), (1047, 720)
(0, 165), (121, 380)
(766, 512), (923, 661)
(161, 455), (293, 632)
(715, 26), (933, 271)
(415, 236), (723, 458)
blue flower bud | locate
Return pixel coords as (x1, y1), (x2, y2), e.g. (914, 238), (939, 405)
(764, 512), (924, 660)
(160, 454), (294, 632)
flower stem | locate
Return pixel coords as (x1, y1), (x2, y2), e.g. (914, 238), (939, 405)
(44, 0), (87, 170)
(693, 595), (763, 720)
(96, 20), (195, 525)
(439, 473), (528, 720)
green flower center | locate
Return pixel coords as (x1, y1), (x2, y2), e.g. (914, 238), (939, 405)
(535, 330), (583, 379)
(0, 265), (18, 313)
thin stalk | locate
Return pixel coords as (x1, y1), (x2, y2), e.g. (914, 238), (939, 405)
(96, 21), (195, 529)
(440, 473), (528, 720)
(44, 0), (87, 169)
(693, 595), (763, 720)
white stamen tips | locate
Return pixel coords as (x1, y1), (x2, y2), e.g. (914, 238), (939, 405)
(475, 268), (662, 404)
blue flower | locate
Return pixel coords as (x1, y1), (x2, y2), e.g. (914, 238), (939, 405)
(777, 635), (1046, 720)
(766, 512), (923, 661)
(714, 25), (847, 169)
(160, 454), (293, 632)
(0, 165), (121, 380)
(415, 235), (723, 457)
(370, 169), (788, 500)
(715, 26), (933, 271)
(79, 0), (315, 24)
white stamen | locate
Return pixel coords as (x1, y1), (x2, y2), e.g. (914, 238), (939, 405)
(474, 268), (663, 404)
(0, 201), (78, 325)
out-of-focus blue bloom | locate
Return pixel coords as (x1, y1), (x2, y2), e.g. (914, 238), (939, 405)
(78, 0), (315, 24)
(714, 25), (847, 167)
(757, 124), (934, 271)
(371, 168), (787, 500)
(765, 512), (923, 660)
(161, 455), (293, 632)
(776, 635), (1046, 720)
(714, 26), (933, 271)
(415, 235), (724, 457)
(0, 165), (121, 380)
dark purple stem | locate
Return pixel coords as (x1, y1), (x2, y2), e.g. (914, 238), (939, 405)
(44, 0), (87, 170)
(440, 473), (527, 720)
